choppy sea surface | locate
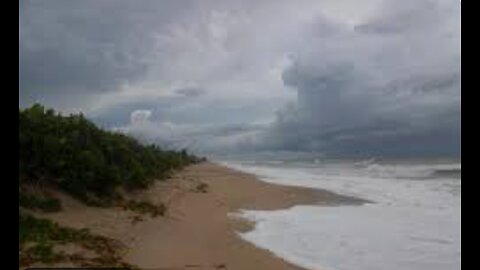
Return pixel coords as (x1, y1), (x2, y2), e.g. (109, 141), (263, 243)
(217, 156), (461, 270)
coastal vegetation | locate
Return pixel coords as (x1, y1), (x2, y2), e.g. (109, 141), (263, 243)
(19, 210), (131, 267)
(19, 103), (202, 267)
(120, 199), (166, 218)
(19, 103), (201, 205)
(19, 191), (62, 212)
(194, 182), (209, 193)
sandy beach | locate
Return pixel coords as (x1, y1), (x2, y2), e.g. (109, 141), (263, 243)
(36, 162), (363, 270)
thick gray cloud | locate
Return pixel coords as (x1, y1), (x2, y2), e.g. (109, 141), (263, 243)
(19, 0), (198, 109)
(256, 0), (461, 157)
(175, 88), (206, 98)
(19, 0), (460, 157)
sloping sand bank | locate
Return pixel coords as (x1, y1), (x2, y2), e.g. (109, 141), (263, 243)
(39, 162), (364, 270)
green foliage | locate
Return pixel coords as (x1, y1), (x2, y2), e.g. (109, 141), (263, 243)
(19, 211), (88, 245)
(194, 182), (209, 193)
(19, 211), (131, 267)
(19, 192), (62, 212)
(120, 200), (166, 218)
(23, 242), (60, 264)
(19, 103), (201, 204)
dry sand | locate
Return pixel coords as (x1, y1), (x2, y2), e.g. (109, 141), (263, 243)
(38, 162), (364, 270)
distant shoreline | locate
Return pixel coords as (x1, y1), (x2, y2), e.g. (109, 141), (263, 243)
(32, 162), (364, 270)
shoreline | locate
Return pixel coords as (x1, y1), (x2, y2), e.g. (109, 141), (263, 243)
(36, 162), (365, 270)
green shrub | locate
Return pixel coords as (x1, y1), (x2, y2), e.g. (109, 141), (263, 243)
(19, 103), (201, 205)
(19, 192), (62, 212)
(121, 200), (166, 218)
(195, 182), (209, 193)
(19, 211), (129, 267)
(24, 242), (60, 263)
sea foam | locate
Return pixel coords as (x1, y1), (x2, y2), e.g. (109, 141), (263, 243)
(222, 159), (461, 270)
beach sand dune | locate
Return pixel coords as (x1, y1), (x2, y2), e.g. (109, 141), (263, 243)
(38, 162), (362, 270)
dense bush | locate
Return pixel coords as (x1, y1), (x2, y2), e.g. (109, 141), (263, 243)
(19, 104), (200, 204)
(19, 192), (62, 212)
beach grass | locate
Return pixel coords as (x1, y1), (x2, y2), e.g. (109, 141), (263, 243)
(19, 210), (131, 268)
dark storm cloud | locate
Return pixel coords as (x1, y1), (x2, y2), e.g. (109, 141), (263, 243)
(19, 0), (460, 157)
(19, 0), (196, 107)
(259, 0), (461, 157)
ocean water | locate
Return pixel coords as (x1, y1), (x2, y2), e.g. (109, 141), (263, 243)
(219, 157), (461, 270)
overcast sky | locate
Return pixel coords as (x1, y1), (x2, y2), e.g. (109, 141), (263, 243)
(19, 0), (461, 157)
